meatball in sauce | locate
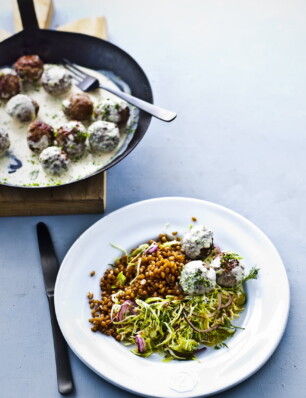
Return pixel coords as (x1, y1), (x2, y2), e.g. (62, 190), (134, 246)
(88, 121), (120, 153)
(39, 146), (70, 176)
(55, 121), (87, 159)
(0, 69), (21, 100)
(6, 94), (39, 123)
(27, 120), (54, 153)
(14, 55), (44, 82)
(42, 66), (72, 96)
(211, 253), (245, 288)
(182, 225), (214, 260)
(94, 98), (130, 127)
(0, 128), (10, 157)
(62, 93), (93, 121)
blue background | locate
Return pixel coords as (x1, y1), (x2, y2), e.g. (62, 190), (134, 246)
(0, 1), (303, 397)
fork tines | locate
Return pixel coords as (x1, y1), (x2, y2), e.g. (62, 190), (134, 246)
(62, 58), (99, 91)
(62, 58), (85, 82)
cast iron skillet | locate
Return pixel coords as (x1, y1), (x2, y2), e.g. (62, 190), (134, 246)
(0, 0), (153, 188)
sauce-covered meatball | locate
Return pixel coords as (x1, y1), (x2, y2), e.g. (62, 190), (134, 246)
(6, 94), (39, 122)
(42, 66), (72, 96)
(0, 69), (21, 100)
(27, 120), (54, 153)
(94, 98), (130, 127)
(182, 225), (214, 260)
(14, 55), (44, 82)
(180, 260), (216, 295)
(62, 93), (93, 121)
(211, 252), (245, 288)
(39, 146), (70, 176)
(56, 121), (87, 159)
(88, 121), (120, 153)
(0, 127), (10, 156)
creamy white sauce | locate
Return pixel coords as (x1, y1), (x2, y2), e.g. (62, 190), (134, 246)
(210, 256), (221, 269)
(0, 64), (138, 187)
(43, 66), (69, 86)
(182, 225), (214, 259)
(180, 260), (216, 295)
(231, 263), (245, 282)
(28, 134), (49, 152)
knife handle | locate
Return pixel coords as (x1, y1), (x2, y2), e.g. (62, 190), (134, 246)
(47, 294), (74, 395)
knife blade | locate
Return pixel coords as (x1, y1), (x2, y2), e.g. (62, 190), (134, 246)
(36, 222), (74, 395)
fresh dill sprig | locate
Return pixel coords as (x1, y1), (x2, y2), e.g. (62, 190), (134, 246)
(242, 267), (260, 283)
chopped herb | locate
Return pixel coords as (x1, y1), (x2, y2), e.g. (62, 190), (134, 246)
(242, 267), (259, 283)
(29, 169), (39, 180)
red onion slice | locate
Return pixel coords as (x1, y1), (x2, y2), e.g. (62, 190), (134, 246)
(147, 244), (158, 254)
(116, 300), (137, 322)
(183, 311), (220, 333)
(135, 334), (146, 353)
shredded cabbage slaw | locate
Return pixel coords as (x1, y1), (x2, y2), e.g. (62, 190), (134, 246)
(111, 274), (256, 360)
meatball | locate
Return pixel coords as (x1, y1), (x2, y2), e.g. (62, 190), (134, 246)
(94, 98), (130, 127)
(182, 225), (214, 260)
(88, 121), (120, 153)
(0, 69), (21, 100)
(14, 55), (44, 82)
(180, 260), (216, 295)
(27, 121), (54, 153)
(212, 252), (245, 288)
(42, 66), (72, 96)
(6, 94), (39, 122)
(56, 121), (87, 159)
(39, 146), (70, 176)
(62, 93), (93, 121)
(0, 128), (10, 156)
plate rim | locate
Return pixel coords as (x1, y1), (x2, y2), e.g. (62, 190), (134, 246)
(54, 196), (290, 397)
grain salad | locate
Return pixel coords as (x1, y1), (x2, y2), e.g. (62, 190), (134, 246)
(88, 224), (259, 360)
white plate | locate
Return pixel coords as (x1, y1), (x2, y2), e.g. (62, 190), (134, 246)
(54, 197), (290, 398)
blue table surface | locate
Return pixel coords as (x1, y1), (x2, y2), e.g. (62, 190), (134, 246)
(0, 1), (304, 397)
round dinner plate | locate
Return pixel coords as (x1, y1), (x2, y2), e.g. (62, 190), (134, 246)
(54, 197), (290, 398)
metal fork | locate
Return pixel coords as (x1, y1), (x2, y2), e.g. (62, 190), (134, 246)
(62, 59), (177, 122)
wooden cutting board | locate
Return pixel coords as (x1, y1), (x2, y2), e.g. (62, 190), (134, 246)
(0, 1), (107, 216)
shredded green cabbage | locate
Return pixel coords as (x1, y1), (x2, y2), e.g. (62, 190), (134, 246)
(113, 285), (247, 360)
(116, 271), (126, 286)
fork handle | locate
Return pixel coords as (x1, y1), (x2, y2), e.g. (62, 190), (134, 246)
(99, 84), (177, 122)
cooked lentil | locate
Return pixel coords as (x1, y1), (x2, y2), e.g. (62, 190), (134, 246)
(88, 234), (188, 339)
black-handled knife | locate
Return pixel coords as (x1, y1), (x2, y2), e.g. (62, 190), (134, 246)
(36, 222), (74, 395)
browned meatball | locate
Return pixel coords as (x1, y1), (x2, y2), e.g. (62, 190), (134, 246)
(0, 70), (21, 99)
(14, 55), (44, 82)
(27, 121), (54, 153)
(56, 121), (87, 159)
(62, 93), (93, 121)
(214, 252), (245, 288)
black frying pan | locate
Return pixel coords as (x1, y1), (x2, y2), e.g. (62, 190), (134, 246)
(0, 0), (153, 188)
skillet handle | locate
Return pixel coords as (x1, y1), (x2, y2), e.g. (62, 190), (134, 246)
(17, 0), (39, 30)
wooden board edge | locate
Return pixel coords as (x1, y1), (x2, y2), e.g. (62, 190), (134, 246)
(0, 198), (105, 217)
